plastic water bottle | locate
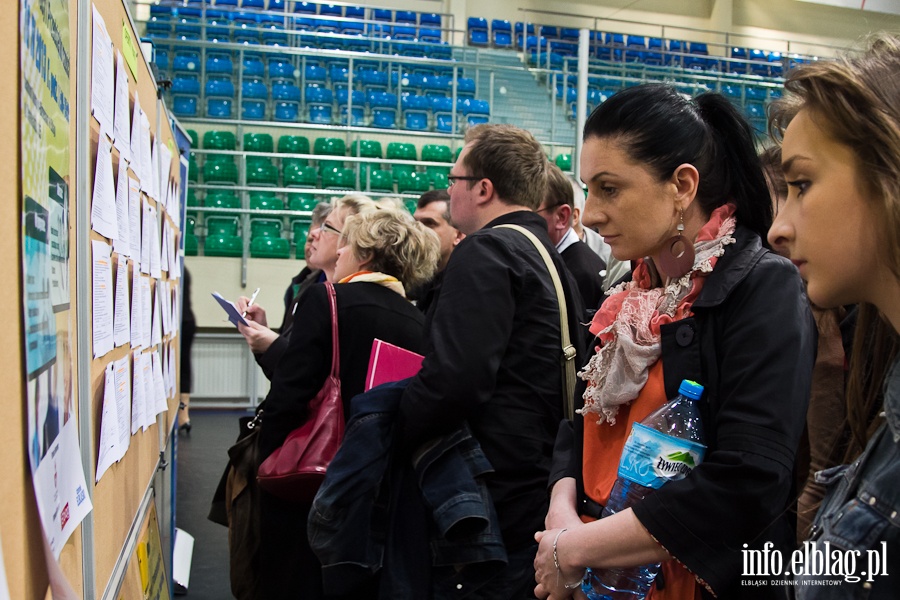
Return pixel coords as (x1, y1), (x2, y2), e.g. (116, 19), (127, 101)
(583, 379), (706, 600)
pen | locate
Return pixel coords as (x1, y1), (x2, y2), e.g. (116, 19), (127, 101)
(242, 287), (260, 318)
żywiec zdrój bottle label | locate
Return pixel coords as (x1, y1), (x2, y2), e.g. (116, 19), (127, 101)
(617, 423), (706, 490)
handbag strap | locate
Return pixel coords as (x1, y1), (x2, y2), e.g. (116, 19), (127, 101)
(494, 224), (577, 420)
(324, 282), (340, 380)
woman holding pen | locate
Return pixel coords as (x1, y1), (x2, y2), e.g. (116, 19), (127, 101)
(247, 204), (441, 599)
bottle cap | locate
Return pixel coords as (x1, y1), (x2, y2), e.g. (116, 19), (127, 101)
(678, 379), (704, 400)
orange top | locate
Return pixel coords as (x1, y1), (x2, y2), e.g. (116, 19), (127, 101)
(582, 361), (701, 599)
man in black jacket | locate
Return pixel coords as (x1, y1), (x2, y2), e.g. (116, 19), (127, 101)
(537, 164), (607, 321)
(399, 124), (585, 599)
(410, 189), (464, 314)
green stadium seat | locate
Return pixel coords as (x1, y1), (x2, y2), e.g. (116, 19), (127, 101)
(250, 236), (290, 258)
(250, 218), (283, 239)
(186, 188), (201, 206)
(431, 172), (449, 190)
(313, 136), (347, 157)
(186, 129), (199, 148)
(403, 199), (417, 214)
(188, 154), (199, 182)
(368, 169), (395, 192)
(292, 220), (311, 258)
(314, 137), (347, 172)
(206, 216), (240, 237)
(555, 154), (573, 171)
(350, 139), (383, 158)
(421, 144), (452, 163)
(278, 135), (310, 155)
(392, 164), (416, 182)
(250, 193), (284, 211)
(425, 165), (450, 183)
(398, 171), (431, 194)
(288, 193), (318, 212)
(386, 142), (417, 161)
(243, 132), (274, 153)
(203, 160), (238, 185)
(184, 233), (199, 256)
(185, 215), (197, 235)
(246, 159), (279, 186)
(284, 163), (318, 187)
(204, 191), (241, 216)
(204, 234), (243, 257)
(321, 167), (356, 190)
(203, 130), (236, 150)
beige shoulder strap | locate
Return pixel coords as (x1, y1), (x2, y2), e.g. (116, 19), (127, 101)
(495, 224), (577, 420)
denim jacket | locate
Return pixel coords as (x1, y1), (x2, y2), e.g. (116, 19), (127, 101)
(796, 357), (900, 598)
(308, 379), (507, 598)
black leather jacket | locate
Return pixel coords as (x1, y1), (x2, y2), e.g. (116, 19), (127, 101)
(552, 225), (817, 598)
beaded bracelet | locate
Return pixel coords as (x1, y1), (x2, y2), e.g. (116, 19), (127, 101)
(552, 528), (585, 590)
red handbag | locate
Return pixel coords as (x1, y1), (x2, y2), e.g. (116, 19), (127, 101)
(257, 282), (344, 503)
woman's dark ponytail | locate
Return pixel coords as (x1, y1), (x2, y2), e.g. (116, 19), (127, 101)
(694, 93), (773, 242)
(584, 84), (772, 242)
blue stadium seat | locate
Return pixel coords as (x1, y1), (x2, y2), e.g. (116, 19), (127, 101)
(172, 94), (199, 118)
(293, 2), (316, 14)
(645, 37), (664, 65)
(456, 77), (476, 98)
(369, 92), (398, 128)
(336, 88), (365, 126)
(171, 73), (201, 95)
(514, 22), (535, 35)
(431, 95), (455, 133)
(239, 53), (264, 78)
(241, 79), (268, 120)
(420, 13), (441, 27)
(419, 28), (442, 43)
(205, 77), (235, 118)
(423, 75), (452, 97)
(172, 48), (201, 73)
(320, 4), (342, 17)
(345, 6), (364, 19)
(468, 17), (488, 46)
(461, 98), (490, 127)
(625, 35), (646, 62)
(305, 63), (327, 84)
(560, 28), (579, 41)
(402, 94), (431, 131)
(492, 20), (512, 48)
(305, 86), (333, 124)
(243, 0), (265, 7)
(154, 48), (169, 72)
(265, 54), (292, 79)
(174, 17), (202, 41)
(358, 68), (389, 93)
(392, 26), (417, 41)
(206, 52), (233, 75)
(538, 25), (558, 39)
(272, 81), (302, 121)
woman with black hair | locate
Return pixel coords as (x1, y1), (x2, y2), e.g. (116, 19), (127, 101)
(534, 84), (817, 599)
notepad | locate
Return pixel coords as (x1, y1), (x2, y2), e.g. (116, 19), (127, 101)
(211, 292), (249, 327)
(365, 339), (424, 391)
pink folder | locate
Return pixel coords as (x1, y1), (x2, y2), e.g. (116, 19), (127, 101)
(364, 339), (424, 391)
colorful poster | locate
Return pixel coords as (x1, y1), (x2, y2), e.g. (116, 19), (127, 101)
(21, 0), (92, 561)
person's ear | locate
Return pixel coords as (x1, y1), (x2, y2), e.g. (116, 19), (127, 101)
(475, 177), (495, 205)
(558, 204), (573, 228)
(671, 163), (700, 209)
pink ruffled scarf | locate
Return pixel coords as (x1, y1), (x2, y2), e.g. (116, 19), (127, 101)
(578, 204), (738, 424)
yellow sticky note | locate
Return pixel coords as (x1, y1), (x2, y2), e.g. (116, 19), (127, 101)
(122, 22), (139, 81)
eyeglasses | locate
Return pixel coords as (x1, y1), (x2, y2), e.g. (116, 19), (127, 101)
(536, 203), (564, 214)
(320, 221), (343, 236)
(447, 175), (482, 189)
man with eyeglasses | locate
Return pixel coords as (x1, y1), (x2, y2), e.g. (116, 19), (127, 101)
(537, 164), (607, 321)
(398, 124), (585, 598)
